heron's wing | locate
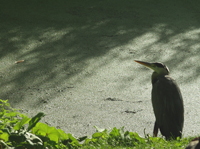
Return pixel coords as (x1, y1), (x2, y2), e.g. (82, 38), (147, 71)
(152, 75), (184, 138)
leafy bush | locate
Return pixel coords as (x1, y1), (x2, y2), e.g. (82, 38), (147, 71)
(83, 126), (149, 148)
(0, 99), (83, 148)
(0, 99), (194, 148)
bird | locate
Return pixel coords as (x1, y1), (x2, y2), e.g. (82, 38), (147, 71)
(134, 60), (184, 140)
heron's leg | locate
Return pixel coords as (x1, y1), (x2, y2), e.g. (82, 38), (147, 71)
(153, 121), (158, 137)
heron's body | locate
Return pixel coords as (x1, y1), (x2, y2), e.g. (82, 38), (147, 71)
(152, 74), (184, 139)
(135, 60), (184, 140)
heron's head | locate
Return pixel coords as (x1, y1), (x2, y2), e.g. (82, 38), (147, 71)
(134, 60), (169, 75)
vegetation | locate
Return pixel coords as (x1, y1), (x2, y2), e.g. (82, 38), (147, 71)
(0, 99), (195, 148)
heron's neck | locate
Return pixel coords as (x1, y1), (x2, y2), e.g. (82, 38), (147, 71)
(151, 72), (169, 84)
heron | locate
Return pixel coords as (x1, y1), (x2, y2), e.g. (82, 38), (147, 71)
(134, 60), (184, 140)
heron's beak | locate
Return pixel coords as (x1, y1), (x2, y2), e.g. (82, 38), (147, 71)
(134, 60), (155, 71)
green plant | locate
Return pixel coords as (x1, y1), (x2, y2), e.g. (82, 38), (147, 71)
(0, 99), (84, 148)
(0, 99), (195, 149)
(82, 126), (149, 148)
(0, 99), (44, 148)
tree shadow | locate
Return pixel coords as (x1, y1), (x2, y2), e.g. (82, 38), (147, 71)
(0, 0), (200, 108)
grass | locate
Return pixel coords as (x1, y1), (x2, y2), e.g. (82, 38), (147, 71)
(0, 99), (196, 149)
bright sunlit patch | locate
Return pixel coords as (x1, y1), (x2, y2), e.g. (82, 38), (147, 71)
(129, 32), (160, 51)
(40, 28), (72, 41)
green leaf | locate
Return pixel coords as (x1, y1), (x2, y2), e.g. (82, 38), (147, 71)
(32, 122), (48, 136)
(13, 116), (30, 130)
(84, 138), (91, 144)
(0, 131), (9, 142)
(68, 133), (77, 142)
(68, 133), (80, 146)
(32, 122), (61, 143)
(28, 112), (45, 131)
(4, 111), (17, 118)
(134, 132), (146, 144)
(109, 127), (120, 137)
(57, 129), (68, 140)
(9, 118), (19, 125)
(46, 127), (60, 143)
(92, 132), (103, 138)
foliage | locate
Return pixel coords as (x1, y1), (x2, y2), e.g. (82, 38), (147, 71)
(81, 126), (192, 149)
(0, 99), (196, 148)
(0, 99), (83, 148)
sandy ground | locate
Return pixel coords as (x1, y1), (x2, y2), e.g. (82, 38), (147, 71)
(1, 0), (200, 138)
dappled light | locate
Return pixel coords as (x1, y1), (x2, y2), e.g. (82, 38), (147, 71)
(1, 0), (200, 138)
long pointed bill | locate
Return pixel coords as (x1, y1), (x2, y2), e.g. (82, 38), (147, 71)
(134, 60), (155, 70)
